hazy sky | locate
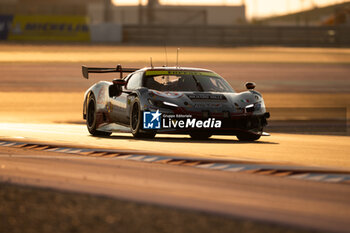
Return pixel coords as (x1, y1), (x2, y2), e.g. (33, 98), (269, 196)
(112, 0), (349, 19)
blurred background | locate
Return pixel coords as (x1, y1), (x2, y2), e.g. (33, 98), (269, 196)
(0, 0), (350, 45)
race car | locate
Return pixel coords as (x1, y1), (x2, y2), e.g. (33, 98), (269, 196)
(82, 65), (270, 141)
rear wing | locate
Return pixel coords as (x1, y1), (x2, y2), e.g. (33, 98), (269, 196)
(82, 65), (139, 79)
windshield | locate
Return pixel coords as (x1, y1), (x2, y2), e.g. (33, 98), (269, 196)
(144, 70), (234, 93)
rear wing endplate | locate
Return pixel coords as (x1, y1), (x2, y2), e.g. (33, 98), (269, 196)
(82, 65), (139, 79)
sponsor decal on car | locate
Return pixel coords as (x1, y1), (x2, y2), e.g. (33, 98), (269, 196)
(193, 103), (222, 108)
(96, 88), (106, 105)
(240, 99), (250, 103)
(145, 70), (221, 78)
(187, 94), (226, 101)
(143, 110), (222, 129)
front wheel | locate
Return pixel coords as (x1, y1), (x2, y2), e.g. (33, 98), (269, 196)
(130, 97), (156, 139)
(86, 94), (111, 137)
(236, 132), (261, 141)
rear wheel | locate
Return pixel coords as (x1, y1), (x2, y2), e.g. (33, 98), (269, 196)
(189, 132), (212, 140)
(86, 94), (111, 137)
(236, 132), (261, 141)
(130, 97), (156, 139)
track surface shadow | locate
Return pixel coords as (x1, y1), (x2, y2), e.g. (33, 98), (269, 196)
(91, 135), (279, 145)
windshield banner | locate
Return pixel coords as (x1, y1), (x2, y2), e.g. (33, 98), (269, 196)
(145, 70), (221, 77)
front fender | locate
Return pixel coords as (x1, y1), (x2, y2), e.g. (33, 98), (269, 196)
(130, 88), (149, 111)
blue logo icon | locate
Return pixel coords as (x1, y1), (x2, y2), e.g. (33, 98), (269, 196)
(143, 110), (161, 129)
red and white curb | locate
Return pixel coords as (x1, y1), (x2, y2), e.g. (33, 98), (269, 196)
(1, 140), (350, 185)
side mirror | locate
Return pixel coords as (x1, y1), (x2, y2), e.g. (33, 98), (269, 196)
(109, 79), (126, 97)
(245, 82), (256, 90)
(113, 79), (126, 86)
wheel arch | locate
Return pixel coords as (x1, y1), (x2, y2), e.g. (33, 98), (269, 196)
(83, 81), (111, 120)
(83, 91), (94, 120)
(129, 93), (156, 139)
(129, 88), (149, 111)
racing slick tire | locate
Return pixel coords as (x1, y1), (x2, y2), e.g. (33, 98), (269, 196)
(86, 94), (112, 137)
(130, 97), (156, 139)
(236, 132), (261, 141)
(189, 132), (212, 140)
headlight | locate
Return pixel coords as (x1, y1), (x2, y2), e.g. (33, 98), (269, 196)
(163, 101), (178, 108)
(148, 99), (178, 110)
(245, 104), (255, 113)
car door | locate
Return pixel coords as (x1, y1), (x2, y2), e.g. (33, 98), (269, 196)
(110, 72), (143, 125)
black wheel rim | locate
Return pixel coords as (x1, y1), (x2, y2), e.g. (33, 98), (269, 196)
(87, 100), (95, 127)
(131, 103), (139, 130)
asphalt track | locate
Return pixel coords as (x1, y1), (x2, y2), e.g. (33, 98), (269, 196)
(0, 123), (350, 232)
(1, 123), (349, 169)
(1, 45), (349, 232)
(1, 145), (350, 233)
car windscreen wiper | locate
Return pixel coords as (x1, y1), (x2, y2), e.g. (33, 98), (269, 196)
(191, 75), (204, 92)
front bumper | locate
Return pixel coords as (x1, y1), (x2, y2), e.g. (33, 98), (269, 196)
(152, 112), (270, 135)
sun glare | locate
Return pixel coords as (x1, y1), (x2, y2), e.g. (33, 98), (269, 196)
(112, 0), (348, 19)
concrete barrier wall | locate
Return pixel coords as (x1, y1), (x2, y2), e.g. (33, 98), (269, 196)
(90, 23), (122, 43)
(1, 15), (348, 47)
(0, 14), (90, 42)
(123, 25), (350, 47)
(0, 14), (122, 43)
